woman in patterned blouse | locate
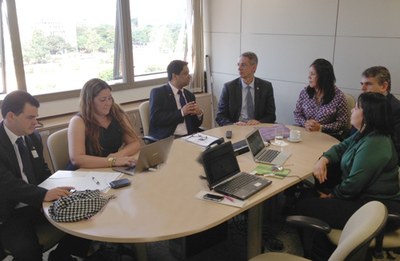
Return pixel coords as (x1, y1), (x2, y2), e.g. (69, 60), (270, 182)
(293, 58), (349, 140)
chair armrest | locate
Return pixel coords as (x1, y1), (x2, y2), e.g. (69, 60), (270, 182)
(388, 212), (400, 222)
(286, 215), (331, 234)
(198, 126), (207, 132)
(142, 135), (159, 144)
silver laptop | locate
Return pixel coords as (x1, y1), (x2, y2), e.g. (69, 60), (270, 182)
(246, 129), (291, 166)
(113, 136), (174, 175)
(201, 141), (271, 200)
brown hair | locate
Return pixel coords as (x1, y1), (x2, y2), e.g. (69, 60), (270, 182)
(79, 78), (138, 155)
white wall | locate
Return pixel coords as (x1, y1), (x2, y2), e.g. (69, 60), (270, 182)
(204, 0), (400, 125)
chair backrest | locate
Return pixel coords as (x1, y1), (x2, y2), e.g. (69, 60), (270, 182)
(328, 201), (387, 261)
(344, 93), (356, 129)
(139, 101), (150, 136)
(47, 128), (69, 172)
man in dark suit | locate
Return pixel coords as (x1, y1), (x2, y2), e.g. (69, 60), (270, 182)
(149, 60), (203, 140)
(360, 66), (400, 163)
(216, 52), (276, 126)
(0, 91), (86, 261)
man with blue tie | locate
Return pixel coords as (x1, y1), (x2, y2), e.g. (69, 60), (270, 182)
(216, 51), (276, 126)
(0, 91), (88, 261)
(149, 60), (203, 140)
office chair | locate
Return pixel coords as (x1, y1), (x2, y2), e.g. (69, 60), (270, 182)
(249, 201), (388, 261)
(138, 101), (158, 144)
(346, 212), (399, 259)
(368, 213), (400, 259)
(47, 128), (69, 172)
(1, 222), (65, 259)
(339, 93), (356, 139)
(344, 93), (355, 129)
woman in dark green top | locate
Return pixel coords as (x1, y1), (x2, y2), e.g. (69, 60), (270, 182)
(297, 92), (400, 260)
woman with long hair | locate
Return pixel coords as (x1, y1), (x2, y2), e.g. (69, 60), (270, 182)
(294, 58), (349, 140)
(67, 78), (140, 169)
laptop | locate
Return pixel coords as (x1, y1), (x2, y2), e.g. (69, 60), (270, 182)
(113, 136), (174, 175)
(232, 139), (249, 155)
(201, 141), (271, 200)
(245, 129), (291, 166)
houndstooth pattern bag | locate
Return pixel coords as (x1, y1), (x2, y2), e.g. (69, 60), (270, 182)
(49, 190), (115, 222)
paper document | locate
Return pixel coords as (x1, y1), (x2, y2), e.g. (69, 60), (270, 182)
(258, 124), (290, 141)
(182, 133), (220, 147)
(39, 170), (122, 192)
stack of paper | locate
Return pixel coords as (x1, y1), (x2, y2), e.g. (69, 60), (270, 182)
(182, 133), (220, 148)
(39, 170), (122, 192)
(258, 124), (290, 141)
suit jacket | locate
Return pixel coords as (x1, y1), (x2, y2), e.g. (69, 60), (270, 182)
(149, 84), (203, 140)
(0, 122), (50, 222)
(215, 77), (276, 126)
(387, 93), (400, 163)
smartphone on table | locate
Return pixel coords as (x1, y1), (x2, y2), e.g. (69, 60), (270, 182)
(203, 193), (224, 202)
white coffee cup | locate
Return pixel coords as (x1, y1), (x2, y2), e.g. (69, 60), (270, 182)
(289, 130), (301, 141)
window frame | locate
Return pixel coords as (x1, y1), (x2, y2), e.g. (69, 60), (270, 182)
(1, 0), (199, 105)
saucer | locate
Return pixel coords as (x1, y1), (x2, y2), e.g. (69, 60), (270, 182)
(287, 138), (301, 143)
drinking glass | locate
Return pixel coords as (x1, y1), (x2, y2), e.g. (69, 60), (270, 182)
(274, 128), (284, 147)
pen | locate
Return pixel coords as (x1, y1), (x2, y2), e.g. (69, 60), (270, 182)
(92, 176), (100, 185)
(224, 195), (234, 202)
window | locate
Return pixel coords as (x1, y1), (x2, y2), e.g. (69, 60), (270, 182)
(130, 0), (188, 78)
(0, 0), (190, 97)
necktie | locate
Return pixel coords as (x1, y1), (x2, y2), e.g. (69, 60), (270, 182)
(246, 86), (254, 120)
(16, 137), (36, 184)
(178, 90), (195, 134)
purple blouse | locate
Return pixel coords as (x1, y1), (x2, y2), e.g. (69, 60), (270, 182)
(293, 86), (349, 137)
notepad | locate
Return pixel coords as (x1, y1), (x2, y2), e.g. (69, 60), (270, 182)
(251, 165), (290, 179)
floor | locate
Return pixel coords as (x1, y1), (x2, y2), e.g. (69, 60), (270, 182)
(3, 215), (399, 261)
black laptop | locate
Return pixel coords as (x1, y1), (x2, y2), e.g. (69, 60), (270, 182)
(201, 141), (271, 200)
(232, 139), (249, 155)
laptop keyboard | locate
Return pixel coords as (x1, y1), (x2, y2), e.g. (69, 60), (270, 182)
(259, 149), (280, 162)
(218, 173), (259, 194)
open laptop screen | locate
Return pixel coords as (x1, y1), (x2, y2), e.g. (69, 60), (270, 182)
(246, 129), (265, 156)
(202, 142), (240, 187)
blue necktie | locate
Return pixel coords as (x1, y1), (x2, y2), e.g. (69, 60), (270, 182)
(246, 86), (254, 120)
(178, 90), (195, 134)
(16, 137), (36, 184)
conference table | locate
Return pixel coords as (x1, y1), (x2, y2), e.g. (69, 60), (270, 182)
(41, 124), (339, 260)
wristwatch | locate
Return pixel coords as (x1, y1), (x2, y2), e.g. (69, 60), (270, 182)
(108, 157), (117, 167)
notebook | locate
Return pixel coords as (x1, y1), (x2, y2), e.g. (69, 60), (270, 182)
(201, 141), (271, 200)
(246, 129), (291, 166)
(112, 136), (174, 175)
